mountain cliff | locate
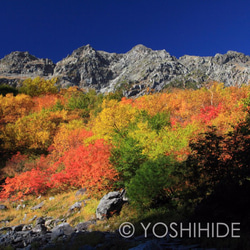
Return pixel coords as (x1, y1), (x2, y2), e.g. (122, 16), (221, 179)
(1, 45), (250, 96)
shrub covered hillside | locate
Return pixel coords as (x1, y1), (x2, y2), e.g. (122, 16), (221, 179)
(1, 78), (250, 225)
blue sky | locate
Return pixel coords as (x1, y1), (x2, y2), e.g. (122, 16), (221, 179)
(1, 0), (250, 62)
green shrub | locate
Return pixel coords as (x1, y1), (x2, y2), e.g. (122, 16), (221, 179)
(66, 89), (103, 118)
(138, 110), (171, 133)
(0, 85), (18, 96)
(110, 133), (147, 188)
(127, 156), (177, 209)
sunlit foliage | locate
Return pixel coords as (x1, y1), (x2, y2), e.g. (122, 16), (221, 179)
(1, 81), (250, 207)
(20, 77), (58, 97)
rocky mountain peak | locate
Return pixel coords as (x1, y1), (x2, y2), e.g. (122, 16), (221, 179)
(127, 44), (173, 60)
(129, 44), (152, 53)
(71, 44), (97, 58)
(1, 51), (38, 62)
(1, 45), (250, 96)
(0, 51), (55, 86)
(213, 51), (250, 64)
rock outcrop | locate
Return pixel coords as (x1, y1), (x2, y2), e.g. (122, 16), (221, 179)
(96, 190), (127, 220)
(0, 51), (55, 87)
(1, 45), (250, 96)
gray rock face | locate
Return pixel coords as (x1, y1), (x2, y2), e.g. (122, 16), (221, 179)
(53, 44), (186, 95)
(96, 190), (127, 220)
(53, 44), (117, 90)
(178, 50), (250, 88)
(1, 45), (250, 96)
(0, 51), (55, 76)
(0, 51), (55, 87)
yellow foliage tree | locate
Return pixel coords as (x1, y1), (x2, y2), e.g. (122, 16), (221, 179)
(0, 93), (34, 124)
(91, 99), (138, 140)
(20, 77), (58, 97)
(1, 110), (70, 152)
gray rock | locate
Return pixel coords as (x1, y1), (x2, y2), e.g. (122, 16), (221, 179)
(51, 223), (74, 240)
(0, 51), (55, 76)
(32, 224), (47, 233)
(31, 201), (44, 210)
(35, 217), (45, 225)
(96, 190), (127, 220)
(0, 204), (7, 210)
(22, 224), (32, 231)
(45, 219), (55, 230)
(68, 201), (83, 213)
(28, 215), (37, 223)
(53, 218), (66, 226)
(75, 220), (96, 232)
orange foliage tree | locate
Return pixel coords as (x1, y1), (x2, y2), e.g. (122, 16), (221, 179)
(32, 94), (65, 112)
(49, 139), (117, 192)
(0, 156), (52, 199)
(49, 123), (93, 159)
(0, 136), (117, 199)
(0, 93), (34, 125)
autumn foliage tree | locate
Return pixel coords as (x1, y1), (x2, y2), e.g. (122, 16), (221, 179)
(1, 109), (70, 153)
(183, 123), (250, 206)
(49, 121), (93, 159)
(20, 77), (58, 97)
(0, 156), (52, 199)
(1, 81), (250, 207)
(91, 99), (138, 140)
(1, 152), (28, 178)
(49, 139), (117, 192)
(0, 93), (34, 125)
(0, 138), (117, 199)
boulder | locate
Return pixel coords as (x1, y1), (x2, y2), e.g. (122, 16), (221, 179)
(51, 223), (74, 240)
(96, 190), (127, 220)
(32, 224), (47, 233)
(75, 220), (96, 232)
(68, 201), (83, 213)
(45, 219), (55, 230)
(0, 226), (12, 232)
